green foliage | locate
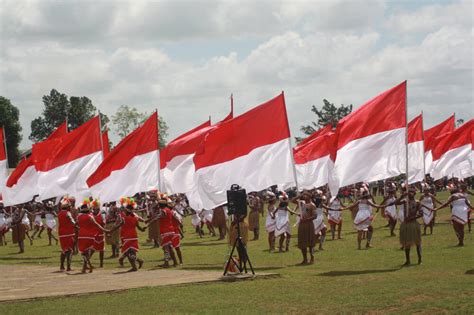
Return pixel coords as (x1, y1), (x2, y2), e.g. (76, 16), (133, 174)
(456, 118), (465, 128)
(297, 99), (352, 142)
(111, 105), (168, 148)
(0, 96), (22, 167)
(30, 89), (109, 143)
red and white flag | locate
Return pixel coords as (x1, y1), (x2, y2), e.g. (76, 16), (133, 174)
(193, 93), (296, 210)
(0, 127), (7, 194)
(329, 82), (407, 196)
(102, 130), (110, 158)
(407, 114), (425, 184)
(431, 119), (473, 180)
(297, 124), (333, 147)
(294, 131), (336, 190)
(424, 115), (455, 174)
(32, 117), (102, 201)
(87, 112), (159, 203)
(3, 122), (67, 206)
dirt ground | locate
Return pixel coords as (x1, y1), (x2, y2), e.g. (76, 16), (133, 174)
(0, 264), (272, 302)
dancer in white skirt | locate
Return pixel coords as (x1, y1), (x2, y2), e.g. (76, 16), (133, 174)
(44, 204), (58, 246)
(31, 207), (45, 240)
(273, 193), (297, 252)
(460, 182), (473, 233)
(265, 192), (277, 251)
(201, 209), (216, 237)
(381, 183), (398, 237)
(419, 184), (441, 235)
(435, 184), (474, 247)
(312, 191), (327, 250)
(323, 195), (343, 240)
(0, 202), (9, 246)
(191, 209), (204, 238)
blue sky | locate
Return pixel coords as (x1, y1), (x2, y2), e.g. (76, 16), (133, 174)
(0, 0), (472, 148)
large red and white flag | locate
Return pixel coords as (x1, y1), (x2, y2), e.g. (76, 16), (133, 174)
(431, 119), (473, 180)
(0, 127), (7, 194)
(32, 117), (102, 201)
(424, 115), (455, 174)
(329, 82), (407, 196)
(407, 114), (425, 184)
(87, 112), (159, 203)
(193, 93), (296, 210)
(294, 131), (336, 189)
(3, 122), (67, 206)
(102, 130), (110, 158)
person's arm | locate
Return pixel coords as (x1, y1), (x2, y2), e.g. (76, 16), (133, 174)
(66, 212), (76, 227)
(90, 216), (109, 233)
(465, 199), (474, 211)
(434, 196), (453, 211)
(108, 216), (124, 233)
(367, 200), (386, 210)
(136, 221), (147, 232)
(430, 194), (442, 205)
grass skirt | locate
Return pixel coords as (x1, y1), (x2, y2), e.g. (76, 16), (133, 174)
(298, 220), (315, 249)
(400, 220), (421, 247)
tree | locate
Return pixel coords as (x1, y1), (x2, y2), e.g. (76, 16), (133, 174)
(30, 89), (109, 142)
(111, 105), (169, 148)
(456, 118), (465, 128)
(297, 99), (352, 142)
(0, 96), (22, 167)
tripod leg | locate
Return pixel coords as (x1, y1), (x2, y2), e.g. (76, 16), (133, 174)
(223, 237), (239, 276)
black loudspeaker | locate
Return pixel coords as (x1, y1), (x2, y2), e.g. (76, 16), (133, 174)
(226, 185), (247, 216)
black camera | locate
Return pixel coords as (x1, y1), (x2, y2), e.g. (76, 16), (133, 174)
(226, 184), (247, 216)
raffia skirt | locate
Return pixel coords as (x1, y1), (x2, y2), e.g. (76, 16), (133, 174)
(212, 207), (226, 228)
(298, 220), (316, 249)
(248, 210), (260, 230)
(400, 220), (421, 247)
(105, 222), (120, 246)
(12, 224), (26, 244)
(229, 221), (248, 245)
(148, 220), (160, 241)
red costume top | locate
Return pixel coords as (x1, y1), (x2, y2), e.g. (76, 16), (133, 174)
(77, 212), (96, 239)
(120, 212), (138, 240)
(159, 207), (174, 234)
(94, 212), (104, 235)
(58, 210), (75, 236)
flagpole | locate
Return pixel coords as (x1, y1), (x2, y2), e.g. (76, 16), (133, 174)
(98, 110), (104, 155)
(281, 91), (299, 191)
(230, 93), (234, 115)
(421, 111), (426, 178)
(405, 82), (409, 219)
(2, 127), (9, 169)
(156, 109), (162, 192)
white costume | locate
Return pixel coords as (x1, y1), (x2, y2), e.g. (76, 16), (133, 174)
(420, 196), (434, 225)
(265, 206), (276, 233)
(451, 198), (469, 225)
(384, 196), (397, 221)
(21, 213), (30, 226)
(34, 214), (43, 227)
(191, 210), (202, 228)
(202, 209), (213, 224)
(0, 212), (7, 231)
(398, 204), (405, 223)
(313, 207), (326, 235)
(45, 213), (56, 230)
(275, 208), (291, 237)
(354, 202), (373, 231)
(328, 199), (342, 225)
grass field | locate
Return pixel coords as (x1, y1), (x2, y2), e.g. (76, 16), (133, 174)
(1, 191), (473, 314)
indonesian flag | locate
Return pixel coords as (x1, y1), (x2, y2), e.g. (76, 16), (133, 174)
(424, 115), (455, 174)
(3, 122), (67, 206)
(297, 124), (333, 147)
(431, 119), (473, 180)
(33, 117), (102, 201)
(102, 130), (110, 158)
(0, 127), (7, 194)
(294, 131), (336, 189)
(329, 81), (407, 196)
(193, 93), (296, 210)
(407, 114), (425, 184)
(87, 112), (159, 203)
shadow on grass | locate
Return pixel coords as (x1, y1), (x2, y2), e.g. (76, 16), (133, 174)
(465, 269), (474, 275)
(317, 268), (400, 277)
(183, 241), (225, 247)
(0, 255), (52, 260)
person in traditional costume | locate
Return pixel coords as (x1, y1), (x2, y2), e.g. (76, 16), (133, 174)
(31, 203), (45, 240)
(460, 182), (473, 233)
(91, 199), (105, 268)
(323, 194), (344, 240)
(44, 202), (58, 246)
(57, 198), (76, 271)
(153, 195), (179, 267)
(77, 199), (109, 273)
(418, 183), (441, 235)
(105, 201), (121, 257)
(11, 206), (30, 253)
(435, 183), (474, 247)
(0, 201), (9, 246)
(265, 191), (277, 251)
(201, 208), (216, 236)
(146, 192), (161, 248)
(273, 193), (297, 252)
(248, 192), (261, 240)
(191, 209), (204, 238)
(212, 205), (228, 240)
(111, 198), (146, 272)
(171, 201), (183, 265)
(380, 182), (398, 236)
(312, 190), (327, 250)
(293, 191), (316, 265)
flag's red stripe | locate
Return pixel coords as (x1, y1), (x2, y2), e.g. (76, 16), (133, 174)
(424, 115), (455, 151)
(194, 93), (290, 170)
(294, 132), (336, 164)
(335, 81), (407, 151)
(102, 130), (110, 158)
(87, 112), (158, 187)
(432, 119), (473, 161)
(408, 114), (423, 143)
(295, 124), (333, 149)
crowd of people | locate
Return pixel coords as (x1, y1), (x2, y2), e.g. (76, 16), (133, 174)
(0, 177), (472, 272)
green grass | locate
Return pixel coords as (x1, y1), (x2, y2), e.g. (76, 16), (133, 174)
(1, 191), (473, 314)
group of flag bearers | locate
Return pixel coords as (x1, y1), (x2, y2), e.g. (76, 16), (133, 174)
(0, 80), (472, 272)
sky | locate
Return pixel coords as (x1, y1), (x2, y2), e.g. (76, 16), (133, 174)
(0, 0), (472, 149)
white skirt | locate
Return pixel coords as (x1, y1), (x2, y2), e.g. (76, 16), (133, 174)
(313, 216), (326, 235)
(275, 214), (290, 237)
(202, 210), (213, 223)
(452, 206), (468, 225)
(384, 206), (397, 221)
(191, 214), (201, 228)
(328, 210), (342, 225)
(354, 210), (373, 231)
(265, 215), (276, 233)
(34, 215), (43, 227)
(422, 209), (434, 225)
(46, 218), (57, 230)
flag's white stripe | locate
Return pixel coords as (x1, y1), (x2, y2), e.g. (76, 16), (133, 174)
(0, 159), (7, 194)
(408, 140), (425, 184)
(37, 151), (103, 201)
(89, 150), (159, 203)
(163, 153), (195, 195)
(3, 165), (39, 206)
(193, 138), (295, 210)
(295, 155), (333, 190)
(431, 144), (472, 180)
(330, 128), (406, 196)
(424, 151), (433, 175)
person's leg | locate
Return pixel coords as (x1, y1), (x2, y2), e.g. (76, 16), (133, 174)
(299, 248), (308, 265)
(330, 223), (335, 240)
(337, 223), (342, 239)
(416, 245), (422, 264)
(18, 240), (24, 253)
(175, 247), (183, 264)
(279, 235), (285, 252)
(126, 249), (138, 272)
(404, 247), (411, 265)
(60, 252), (66, 271)
(286, 234), (291, 251)
(366, 226), (373, 248)
(309, 246), (315, 264)
(38, 226), (44, 238)
(319, 228), (326, 250)
(357, 231), (362, 250)
(99, 251), (104, 268)
(66, 250), (72, 271)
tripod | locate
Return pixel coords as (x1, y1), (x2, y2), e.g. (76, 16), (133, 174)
(223, 218), (255, 276)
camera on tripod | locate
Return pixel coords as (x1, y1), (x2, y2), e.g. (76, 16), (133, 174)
(226, 184), (247, 216)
